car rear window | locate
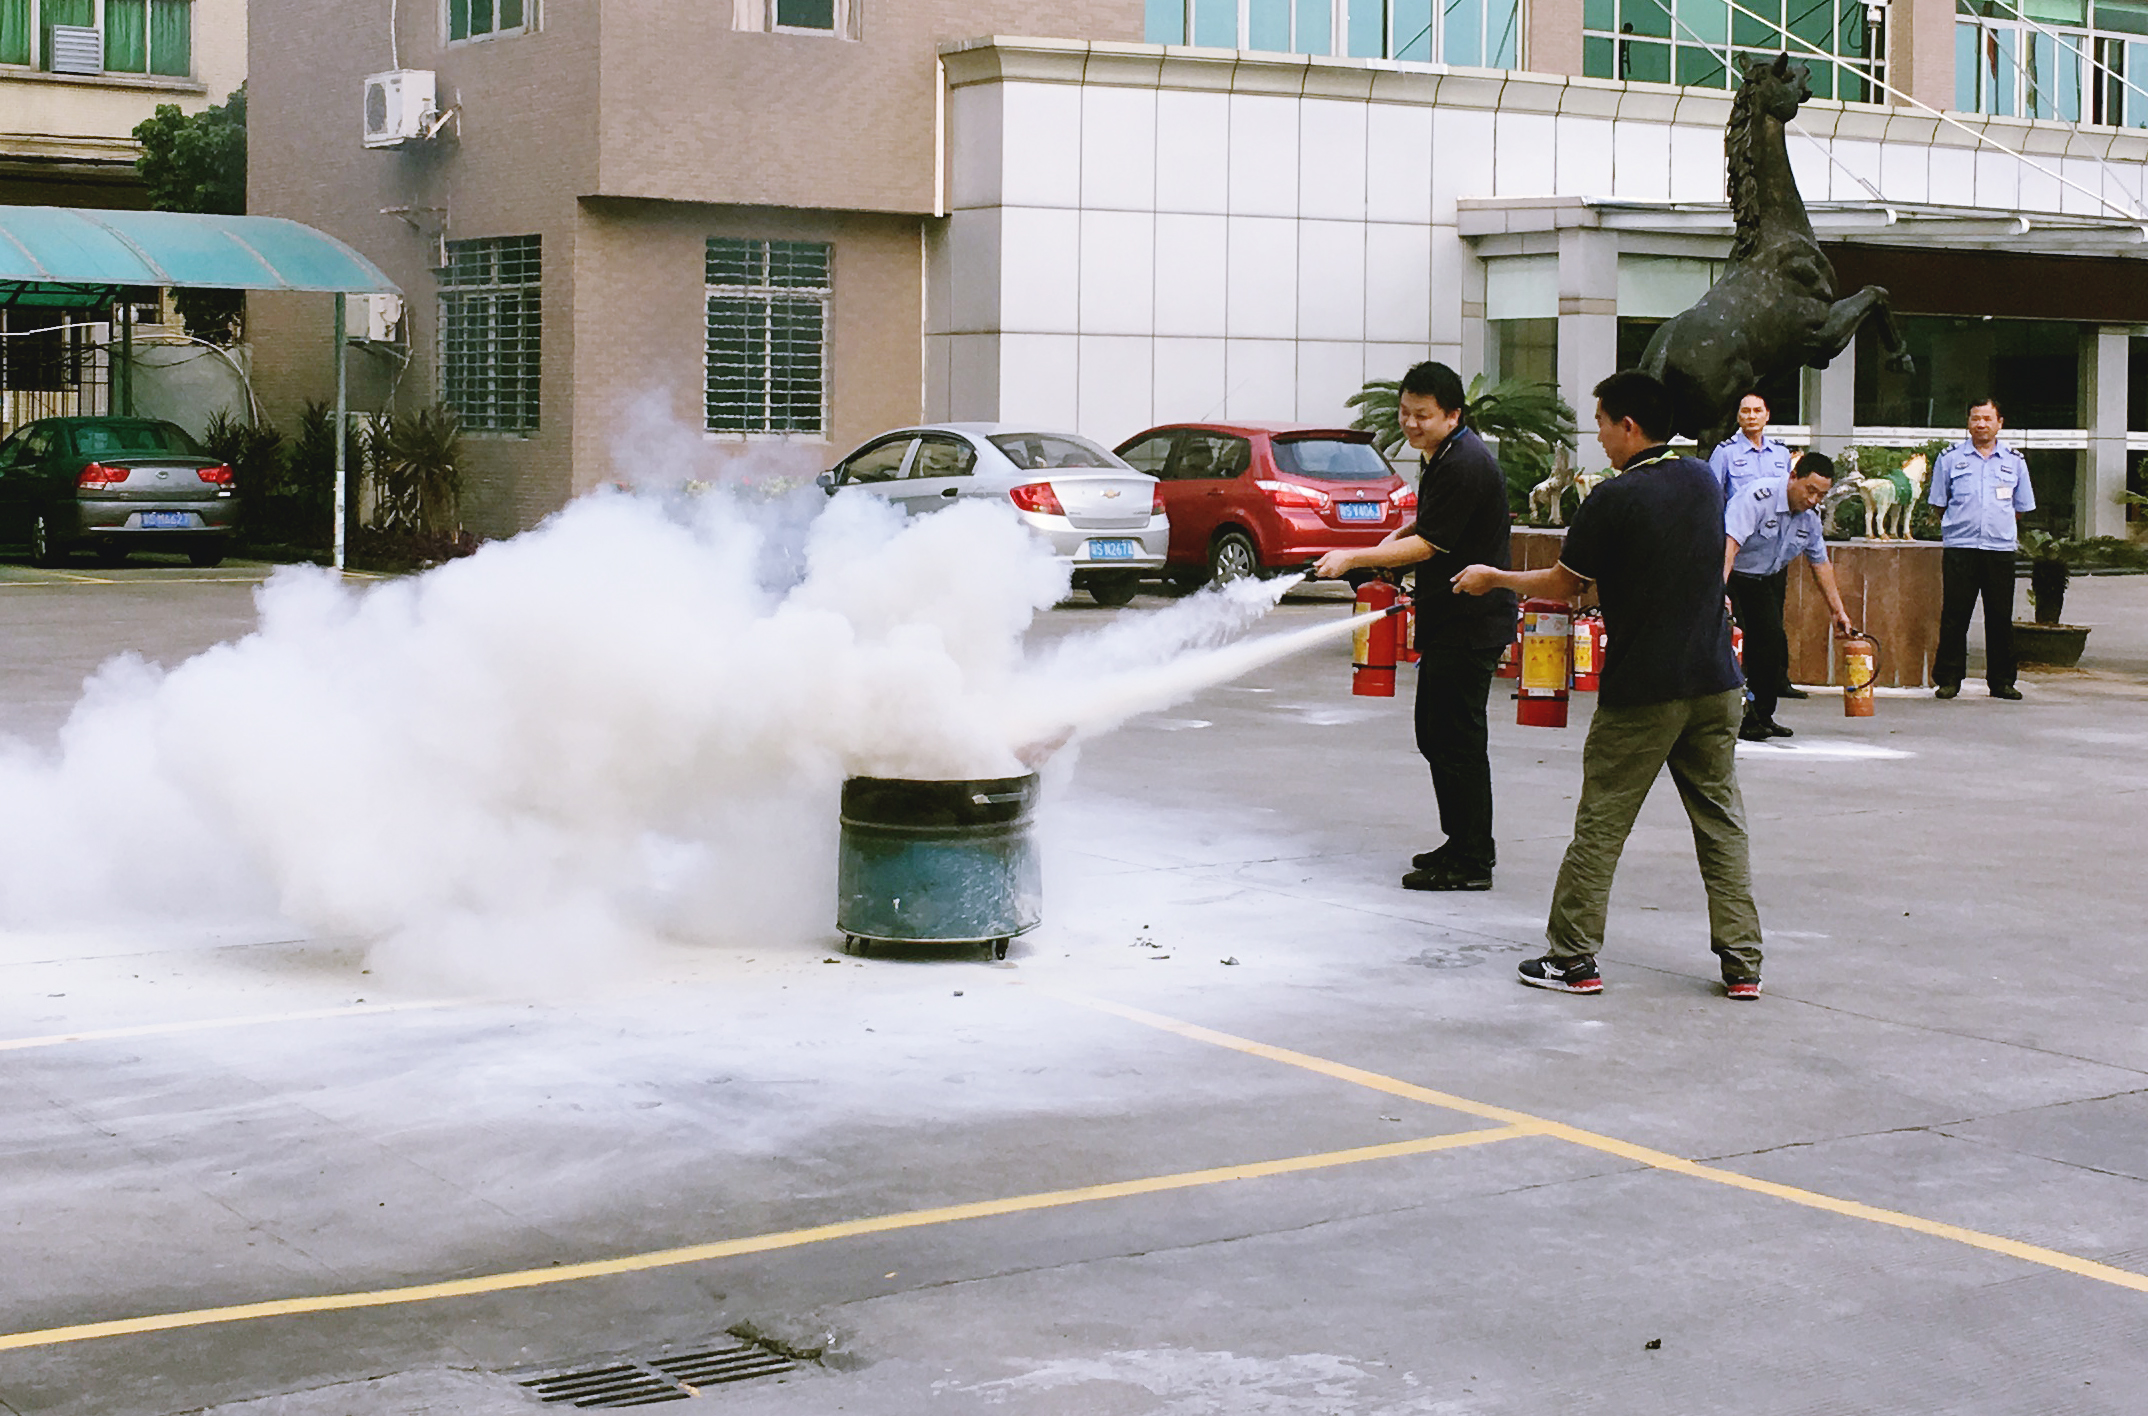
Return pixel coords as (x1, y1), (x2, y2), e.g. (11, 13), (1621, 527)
(988, 433), (1119, 471)
(1271, 438), (1394, 481)
(70, 422), (201, 457)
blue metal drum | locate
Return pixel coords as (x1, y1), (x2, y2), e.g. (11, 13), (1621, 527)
(837, 774), (1041, 959)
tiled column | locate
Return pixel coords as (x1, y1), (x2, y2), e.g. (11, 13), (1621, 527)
(2086, 325), (2131, 540)
(1806, 343), (1856, 457)
(1526, 0), (1587, 77)
(1556, 226), (1618, 433)
(1890, 0), (1959, 113)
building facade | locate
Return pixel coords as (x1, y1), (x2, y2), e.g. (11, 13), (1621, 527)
(250, 0), (2148, 539)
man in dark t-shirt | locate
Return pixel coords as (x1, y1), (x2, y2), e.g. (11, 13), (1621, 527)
(1453, 370), (1764, 1000)
(1312, 361), (1517, 890)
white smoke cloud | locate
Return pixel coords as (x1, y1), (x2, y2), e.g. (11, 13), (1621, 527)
(0, 481), (1333, 992)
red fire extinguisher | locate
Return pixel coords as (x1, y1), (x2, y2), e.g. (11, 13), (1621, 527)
(1841, 629), (1880, 718)
(1397, 587), (1419, 665)
(1571, 610), (1605, 693)
(1731, 623), (1745, 668)
(1517, 598), (1573, 728)
(1352, 579), (1406, 697)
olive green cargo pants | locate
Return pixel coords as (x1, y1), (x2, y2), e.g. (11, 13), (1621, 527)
(1544, 687), (1764, 980)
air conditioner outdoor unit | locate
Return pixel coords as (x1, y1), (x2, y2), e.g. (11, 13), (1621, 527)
(351, 292), (404, 343)
(48, 25), (103, 75)
(363, 70), (436, 149)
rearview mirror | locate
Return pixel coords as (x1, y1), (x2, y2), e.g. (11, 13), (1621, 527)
(815, 469), (839, 494)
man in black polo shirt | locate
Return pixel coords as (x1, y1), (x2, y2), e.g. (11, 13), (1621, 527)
(1312, 361), (1517, 891)
(1454, 370), (1765, 999)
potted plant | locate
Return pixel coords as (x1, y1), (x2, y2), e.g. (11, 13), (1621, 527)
(2013, 529), (2091, 668)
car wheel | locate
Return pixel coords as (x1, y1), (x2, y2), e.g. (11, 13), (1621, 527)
(187, 545), (226, 569)
(1087, 571), (1139, 608)
(29, 512), (63, 568)
(1207, 530), (1258, 585)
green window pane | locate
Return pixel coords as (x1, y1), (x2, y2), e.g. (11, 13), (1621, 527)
(1805, 55), (1835, 96)
(1295, 0), (1330, 51)
(1989, 26), (2018, 113)
(706, 298), (767, 433)
(1487, 0), (1519, 64)
(708, 237), (760, 286)
(1145, 0), (1186, 43)
(775, 0), (834, 26)
(0, 0), (26, 64)
(104, 0), (146, 70)
(498, 0), (522, 28)
(1676, 43), (1729, 85)
(2025, 0), (2086, 20)
(1584, 32), (1616, 73)
(1585, 0), (1613, 28)
(1193, 0), (1235, 45)
(1623, 37), (1671, 77)
(1679, 0), (1728, 47)
(768, 301), (825, 433)
(1439, 0), (1473, 66)
(1348, 0), (1385, 55)
(470, 0), (493, 36)
(766, 240), (831, 289)
(1395, 0), (1432, 59)
(448, 0), (468, 41)
(2099, 0), (2148, 32)
(1956, 20), (1980, 105)
(149, 0), (189, 75)
(1787, 0), (1832, 50)
(1733, 0), (1781, 48)
(1622, 0), (1671, 38)
(2133, 40), (2148, 122)
(1249, 0), (1290, 49)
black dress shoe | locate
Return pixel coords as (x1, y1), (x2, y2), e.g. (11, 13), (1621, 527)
(1991, 684), (2023, 700)
(1767, 720), (1794, 738)
(1934, 683), (1960, 700)
(1402, 865), (1492, 892)
(1777, 684), (1809, 700)
(1412, 845), (1495, 871)
(1738, 717), (1774, 742)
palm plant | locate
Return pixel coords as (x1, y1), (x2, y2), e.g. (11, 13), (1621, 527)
(368, 403), (464, 537)
(1348, 374), (1578, 514)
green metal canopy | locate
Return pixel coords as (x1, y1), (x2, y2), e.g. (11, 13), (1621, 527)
(0, 206), (399, 307)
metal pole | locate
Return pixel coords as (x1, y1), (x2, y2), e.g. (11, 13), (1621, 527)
(118, 297), (134, 417)
(333, 292), (348, 572)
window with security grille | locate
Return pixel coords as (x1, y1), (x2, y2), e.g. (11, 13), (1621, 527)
(438, 236), (540, 434)
(705, 238), (831, 436)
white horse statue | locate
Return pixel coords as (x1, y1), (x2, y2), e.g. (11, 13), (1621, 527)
(1850, 452), (1929, 539)
(1528, 446), (1577, 526)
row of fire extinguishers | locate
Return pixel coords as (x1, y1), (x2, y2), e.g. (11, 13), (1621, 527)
(1353, 576), (1884, 724)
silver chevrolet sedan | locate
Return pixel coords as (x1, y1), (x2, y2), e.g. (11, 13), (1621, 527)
(817, 423), (1168, 606)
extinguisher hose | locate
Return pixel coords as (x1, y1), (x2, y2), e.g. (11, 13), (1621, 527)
(1842, 629), (1882, 695)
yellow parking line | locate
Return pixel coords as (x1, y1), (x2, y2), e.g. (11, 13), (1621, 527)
(1052, 990), (2148, 1296)
(0, 1124), (1535, 1352)
(0, 999), (474, 1053)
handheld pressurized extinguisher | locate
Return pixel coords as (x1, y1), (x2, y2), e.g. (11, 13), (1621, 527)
(1571, 610), (1605, 693)
(1841, 629), (1881, 718)
(1516, 597), (1573, 728)
(1351, 576), (1410, 698)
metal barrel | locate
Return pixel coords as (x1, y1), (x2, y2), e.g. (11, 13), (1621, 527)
(836, 774), (1042, 946)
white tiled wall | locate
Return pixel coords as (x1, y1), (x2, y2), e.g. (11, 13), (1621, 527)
(938, 67), (2147, 446)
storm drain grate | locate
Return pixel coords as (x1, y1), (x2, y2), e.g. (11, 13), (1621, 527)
(520, 1340), (798, 1406)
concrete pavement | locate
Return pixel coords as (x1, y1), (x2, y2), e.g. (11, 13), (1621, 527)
(1, 566), (2144, 1414)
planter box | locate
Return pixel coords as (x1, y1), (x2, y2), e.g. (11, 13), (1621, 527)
(2012, 622), (2090, 668)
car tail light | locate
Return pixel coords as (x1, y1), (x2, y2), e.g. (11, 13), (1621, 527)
(1151, 484), (1165, 515)
(76, 463), (128, 488)
(1009, 482), (1065, 516)
(1392, 485), (1417, 513)
(1255, 479), (1331, 511)
(197, 464), (234, 485)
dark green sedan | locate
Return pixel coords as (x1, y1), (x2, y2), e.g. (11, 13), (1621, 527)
(0, 417), (237, 567)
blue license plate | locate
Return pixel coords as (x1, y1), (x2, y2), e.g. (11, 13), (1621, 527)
(1088, 539), (1138, 560)
(1338, 502), (1384, 522)
(140, 511), (192, 529)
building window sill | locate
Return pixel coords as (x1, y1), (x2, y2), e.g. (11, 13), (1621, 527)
(0, 66), (205, 93)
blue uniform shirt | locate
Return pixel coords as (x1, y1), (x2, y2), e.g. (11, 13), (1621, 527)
(1708, 434), (1795, 501)
(1725, 479), (1829, 577)
(1927, 440), (2034, 551)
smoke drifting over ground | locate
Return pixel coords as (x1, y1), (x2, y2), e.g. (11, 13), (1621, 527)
(0, 486), (1321, 990)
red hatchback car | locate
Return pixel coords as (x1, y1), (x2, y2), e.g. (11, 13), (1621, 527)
(1113, 422), (1416, 586)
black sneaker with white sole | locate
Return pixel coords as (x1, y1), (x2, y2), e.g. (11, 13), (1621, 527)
(1517, 955), (1603, 994)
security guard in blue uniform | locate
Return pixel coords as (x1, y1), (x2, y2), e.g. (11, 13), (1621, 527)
(1723, 451), (1855, 740)
(1708, 391), (1805, 702)
(1928, 397), (2035, 700)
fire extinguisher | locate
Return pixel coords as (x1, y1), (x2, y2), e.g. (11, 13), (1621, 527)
(1570, 610), (1605, 693)
(1841, 629), (1881, 718)
(1397, 583), (1419, 666)
(1731, 623), (1745, 669)
(1352, 578), (1406, 697)
(1516, 598), (1573, 728)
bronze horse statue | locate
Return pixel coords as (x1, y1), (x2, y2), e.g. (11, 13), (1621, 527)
(1641, 54), (1913, 446)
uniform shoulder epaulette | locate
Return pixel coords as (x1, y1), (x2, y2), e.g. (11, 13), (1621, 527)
(1750, 484), (1774, 500)
(1714, 435), (1739, 450)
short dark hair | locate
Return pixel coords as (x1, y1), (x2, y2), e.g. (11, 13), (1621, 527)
(1592, 370), (1674, 441)
(1739, 391), (1770, 410)
(1968, 396), (2002, 418)
(1792, 450), (1834, 480)
(1398, 361), (1467, 417)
